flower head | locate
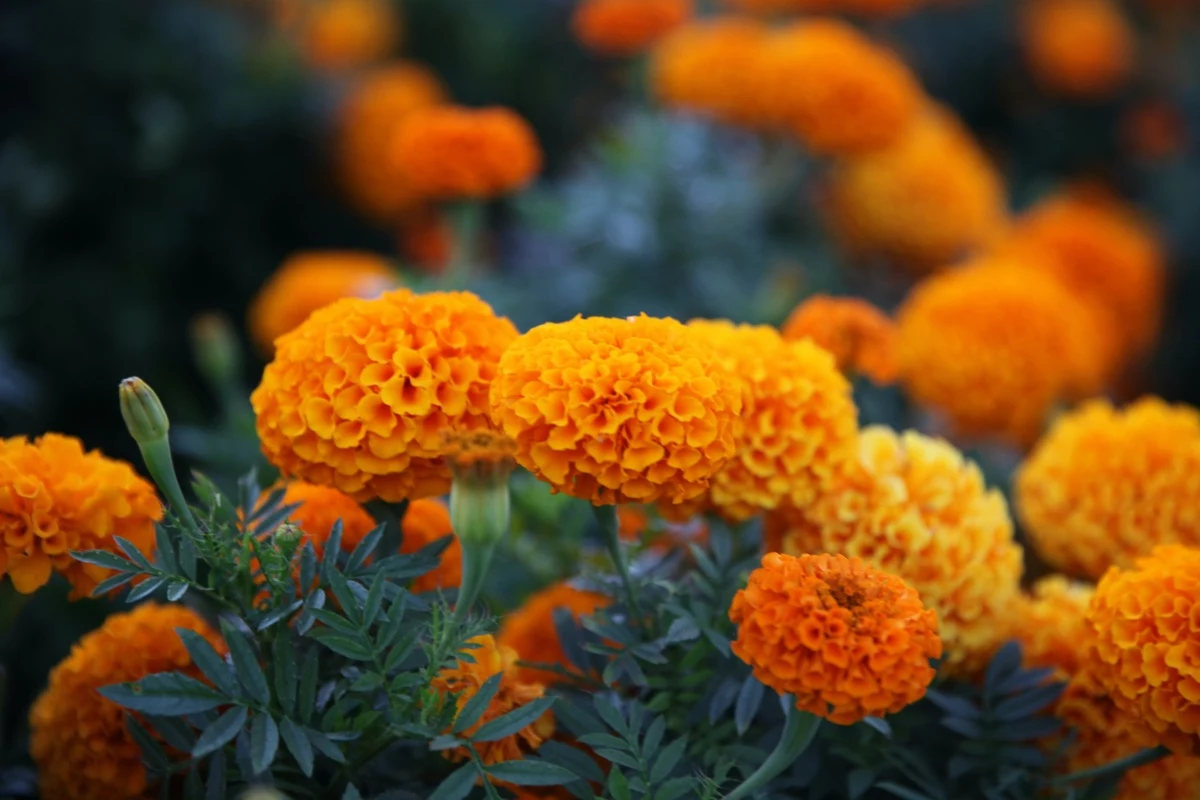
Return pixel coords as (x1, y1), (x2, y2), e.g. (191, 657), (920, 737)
(399, 498), (463, 594)
(765, 428), (1022, 673)
(498, 582), (610, 684)
(730, 552), (941, 724)
(0, 434), (160, 597)
(252, 289), (519, 502)
(300, 0), (400, 72)
(248, 252), (398, 355)
(30, 603), (224, 800)
(1022, 0), (1134, 98)
(490, 314), (744, 506)
(1008, 576), (1095, 676)
(573, 0), (693, 57)
(781, 295), (898, 384)
(391, 106), (542, 201)
(1017, 398), (1200, 579)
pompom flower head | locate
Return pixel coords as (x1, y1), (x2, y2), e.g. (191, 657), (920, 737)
(730, 552), (941, 724)
(1022, 0), (1134, 99)
(30, 603), (224, 800)
(398, 498), (463, 594)
(1017, 398), (1200, 579)
(765, 427), (1022, 673)
(300, 0), (400, 72)
(0, 434), (160, 596)
(391, 106), (542, 201)
(490, 314), (743, 506)
(782, 294), (899, 384)
(498, 581), (610, 684)
(252, 289), (519, 502)
(573, 0), (693, 57)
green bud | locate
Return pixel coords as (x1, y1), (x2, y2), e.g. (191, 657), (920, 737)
(272, 522), (305, 563)
(449, 458), (513, 549)
(191, 312), (242, 390)
(119, 377), (169, 445)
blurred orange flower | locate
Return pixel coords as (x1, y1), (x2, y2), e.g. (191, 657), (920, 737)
(1022, 0), (1134, 98)
(397, 208), (453, 274)
(498, 582), (609, 684)
(301, 0), (400, 72)
(781, 294), (898, 384)
(573, 0), (693, 57)
(1008, 576), (1094, 676)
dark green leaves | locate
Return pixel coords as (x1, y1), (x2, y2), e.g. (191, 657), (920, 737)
(99, 673), (225, 715)
(249, 713), (279, 776)
(220, 619), (270, 706)
(193, 706), (248, 759)
(473, 697), (555, 743)
(484, 759), (576, 786)
(452, 672), (503, 734)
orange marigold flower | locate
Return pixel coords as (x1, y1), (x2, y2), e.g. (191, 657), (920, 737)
(273, 481), (378, 556)
(573, 0), (693, 57)
(723, 0), (927, 15)
(1085, 545), (1200, 754)
(896, 258), (1110, 446)
(300, 0), (400, 72)
(397, 207), (452, 274)
(684, 320), (858, 521)
(1008, 576), (1095, 676)
(781, 294), (899, 384)
(1016, 398), (1200, 579)
(490, 314), (744, 506)
(765, 427), (1022, 673)
(398, 498), (463, 594)
(336, 63), (447, 224)
(0, 434), (160, 597)
(828, 108), (1008, 270)
(730, 552), (941, 724)
(248, 251), (399, 355)
(252, 289), (519, 502)
(432, 635), (555, 765)
(498, 582), (610, 684)
(391, 106), (542, 201)
(1022, 0), (1134, 99)
(30, 603), (224, 800)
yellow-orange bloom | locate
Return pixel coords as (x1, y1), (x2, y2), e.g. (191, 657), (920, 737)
(398, 498), (463, 594)
(300, 0), (400, 72)
(573, 0), (693, 57)
(684, 320), (858, 521)
(432, 635), (555, 765)
(1008, 576), (1095, 676)
(30, 603), (224, 800)
(781, 294), (898, 384)
(765, 427), (1022, 673)
(0, 434), (160, 597)
(1022, 0), (1134, 98)
(252, 289), (519, 502)
(391, 106), (542, 201)
(896, 258), (1109, 445)
(730, 552), (941, 724)
(1016, 398), (1200, 579)
(498, 582), (610, 684)
(248, 251), (398, 355)
(490, 314), (744, 506)
(1085, 546), (1200, 754)
(336, 63), (447, 224)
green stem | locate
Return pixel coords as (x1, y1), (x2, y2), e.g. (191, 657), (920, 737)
(445, 201), (484, 289)
(593, 504), (644, 626)
(722, 701), (821, 800)
(451, 539), (497, 628)
(138, 437), (201, 536)
(1054, 745), (1171, 787)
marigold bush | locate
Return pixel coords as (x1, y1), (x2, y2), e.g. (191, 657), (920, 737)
(398, 497), (463, 593)
(300, 0), (401, 72)
(1022, 0), (1134, 98)
(572, 0), (693, 57)
(497, 581), (610, 684)
(781, 294), (899, 384)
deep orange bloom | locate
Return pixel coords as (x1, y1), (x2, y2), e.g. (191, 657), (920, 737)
(572, 0), (693, 57)
(1008, 576), (1095, 676)
(30, 604), (225, 800)
(765, 427), (1022, 673)
(490, 314), (744, 506)
(730, 552), (941, 724)
(397, 207), (452, 274)
(498, 582), (610, 684)
(252, 289), (519, 502)
(248, 251), (398, 355)
(1017, 398), (1200, 579)
(1022, 0), (1134, 98)
(300, 0), (400, 72)
(781, 295), (898, 384)
(391, 106), (542, 201)
(398, 498), (463, 594)
(0, 434), (160, 597)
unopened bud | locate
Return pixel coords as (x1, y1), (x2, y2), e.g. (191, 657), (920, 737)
(119, 377), (169, 446)
(272, 522), (305, 560)
(449, 458), (513, 550)
(191, 312), (242, 389)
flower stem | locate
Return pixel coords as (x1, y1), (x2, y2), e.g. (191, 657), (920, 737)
(446, 201), (484, 289)
(451, 538), (498, 628)
(592, 504), (644, 625)
(1054, 745), (1172, 787)
(722, 700), (821, 800)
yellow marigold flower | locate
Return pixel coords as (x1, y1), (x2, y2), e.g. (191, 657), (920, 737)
(1009, 576), (1095, 676)
(490, 314), (744, 506)
(336, 63), (447, 224)
(248, 251), (399, 355)
(730, 552), (941, 724)
(764, 427), (1022, 673)
(1017, 398), (1200, 579)
(30, 603), (224, 800)
(391, 106), (543, 201)
(896, 258), (1110, 446)
(828, 108), (1008, 270)
(1022, 0), (1134, 99)
(398, 498), (463, 594)
(432, 635), (555, 765)
(781, 294), (899, 384)
(498, 582), (610, 684)
(0, 434), (160, 597)
(684, 320), (858, 521)
(573, 0), (693, 57)
(300, 0), (400, 72)
(252, 289), (519, 502)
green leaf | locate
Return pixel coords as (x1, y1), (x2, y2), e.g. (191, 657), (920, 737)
(484, 759), (576, 786)
(309, 608), (362, 636)
(708, 678), (741, 725)
(345, 524), (385, 573)
(650, 736), (687, 784)
(279, 717), (314, 777)
(342, 785), (363, 800)
(607, 767), (633, 800)
(321, 520), (344, 580)
(99, 673), (226, 715)
(362, 572), (385, 627)
(204, 750), (227, 800)
(257, 599), (304, 632)
(594, 748), (642, 770)
(305, 728), (346, 763)
(472, 697), (555, 743)
(594, 696), (629, 739)
(428, 761), (479, 800)
(144, 715), (196, 752)
(125, 576), (168, 603)
(297, 652), (319, 724)
(578, 733), (627, 751)
(192, 705), (248, 759)
(452, 672), (503, 734)
(539, 740), (606, 784)
(178, 629), (237, 697)
(70, 549), (134, 572)
(985, 642), (1023, 696)
(249, 713), (279, 776)
(220, 619), (270, 706)
(735, 676), (764, 736)
(299, 542), (317, 596)
(274, 634), (298, 717)
(877, 783), (936, 800)
(91, 571), (136, 596)
(115, 536), (156, 571)
(166, 582), (189, 602)
(993, 682), (1066, 721)
(126, 715), (169, 769)
(178, 537), (198, 581)
(654, 777), (696, 800)
(308, 628), (375, 661)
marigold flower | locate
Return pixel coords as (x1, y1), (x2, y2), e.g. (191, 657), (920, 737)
(248, 251), (398, 355)
(432, 635), (555, 765)
(896, 258), (1110, 445)
(1022, 0), (1134, 98)
(397, 207), (452, 274)
(391, 106), (542, 201)
(398, 498), (463, 594)
(252, 289), (519, 502)
(724, 0), (927, 14)
(1017, 398), (1200, 579)
(30, 603), (224, 800)
(764, 427), (1021, 673)
(1085, 545), (1200, 754)
(300, 0), (400, 72)
(572, 0), (693, 57)
(273, 481), (378, 555)
(1009, 576), (1095, 676)
(684, 320), (858, 521)
(490, 314), (743, 506)
(730, 552), (941, 724)
(781, 294), (898, 384)
(0, 434), (160, 597)
(336, 63), (447, 224)
(498, 582), (610, 684)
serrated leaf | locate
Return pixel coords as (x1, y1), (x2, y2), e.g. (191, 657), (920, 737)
(192, 706), (248, 759)
(309, 608), (362, 636)
(473, 697), (555, 743)
(279, 717), (314, 776)
(321, 521), (344, 580)
(100, 673), (225, 715)
(554, 608), (592, 673)
(308, 628), (375, 661)
(942, 716), (983, 738)
(484, 759), (576, 786)
(992, 716), (1062, 741)
(220, 620), (270, 706)
(297, 652), (319, 724)
(993, 682), (1066, 721)
(178, 537), (198, 581)
(663, 616), (700, 644)
(452, 672), (503, 734)
(993, 666), (1059, 697)
(650, 736), (687, 784)
(555, 697), (605, 737)
(428, 761), (478, 800)
(735, 676), (764, 736)
(144, 715), (196, 752)
(342, 785), (363, 800)
(579, 733), (628, 751)
(179, 629), (237, 697)
(299, 542), (317, 596)
(863, 716), (892, 738)
(249, 713), (279, 776)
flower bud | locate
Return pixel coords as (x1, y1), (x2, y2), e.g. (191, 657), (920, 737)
(119, 377), (169, 446)
(449, 458), (513, 550)
(191, 312), (242, 390)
